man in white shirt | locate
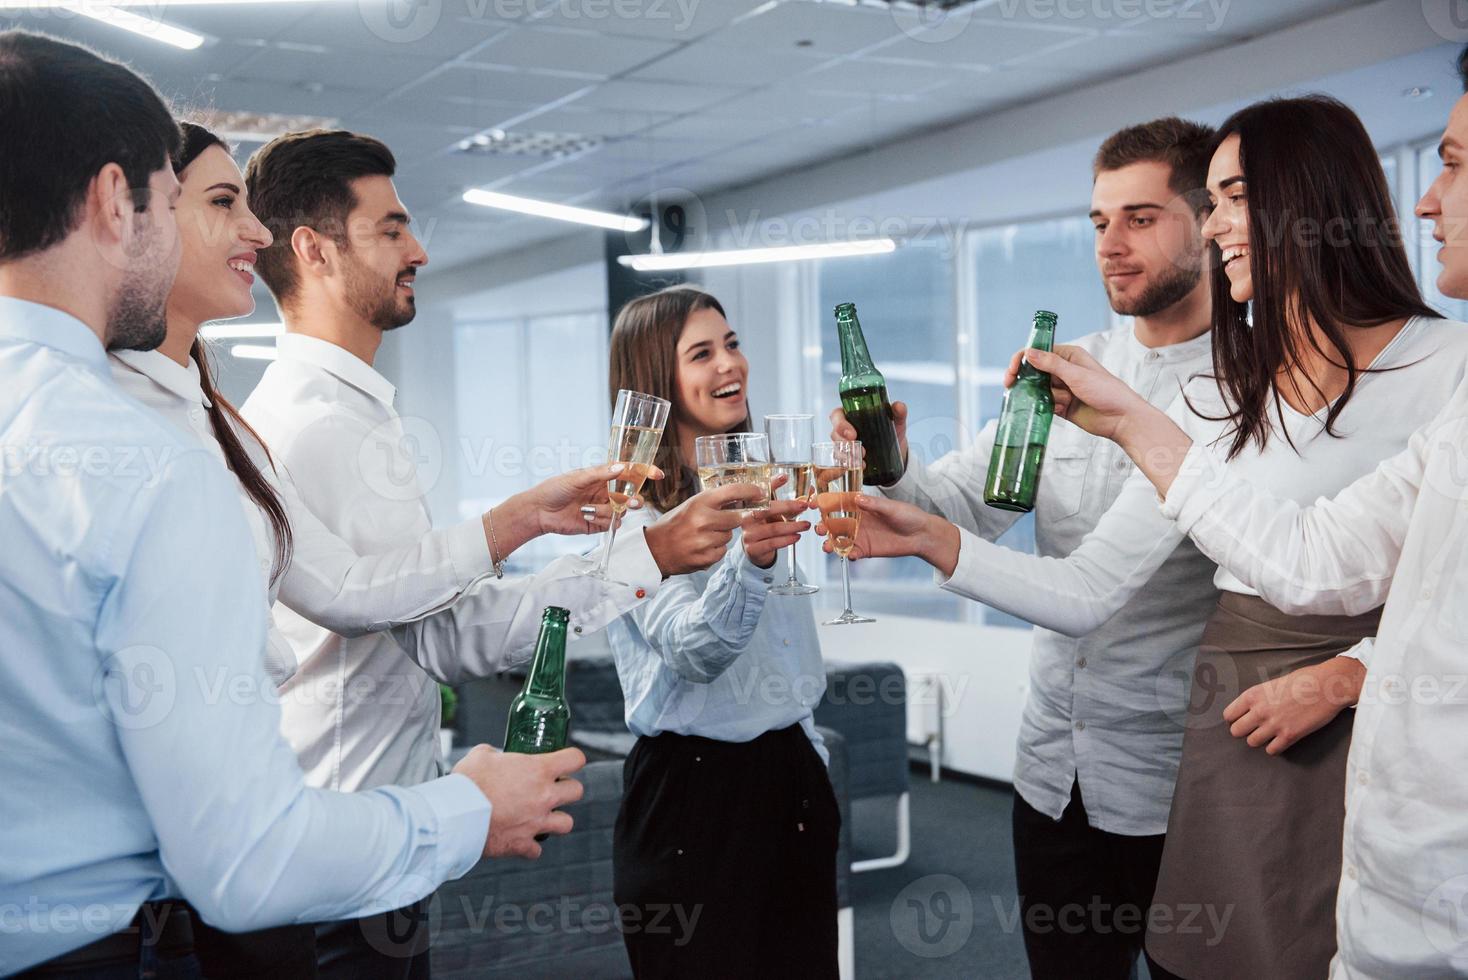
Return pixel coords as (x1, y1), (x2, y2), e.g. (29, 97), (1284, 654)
(237, 129), (743, 978)
(0, 30), (582, 978)
(1016, 47), (1468, 979)
(832, 118), (1218, 979)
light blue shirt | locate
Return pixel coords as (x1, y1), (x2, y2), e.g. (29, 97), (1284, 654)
(607, 510), (827, 762)
(0, 298), (489, 975)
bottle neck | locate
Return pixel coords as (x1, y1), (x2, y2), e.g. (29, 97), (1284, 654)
(525, 620), (567, 697)
(837, 313), (881, 382)
(1017, 320), (1056, 382)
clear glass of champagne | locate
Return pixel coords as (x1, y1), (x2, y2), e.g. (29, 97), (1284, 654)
(587, 389), (670, 583)
(764, 414), (819, 597)
(694, 432), (772, 517)
(812, 440), (875, 626)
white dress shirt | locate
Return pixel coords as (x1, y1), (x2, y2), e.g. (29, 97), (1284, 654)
(884, 322), (1219, 835)
(0, 298), (487, 975)
(606, 509), (828, 762)
(111, 349), (497, 687)
(1156, 376), (1468, 978)
(241, 333), (663, 792)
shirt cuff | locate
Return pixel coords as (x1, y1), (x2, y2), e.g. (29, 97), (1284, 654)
(1158, 442), (1227, 533)
(414, 773), (491, 884)
(606, 526), (663, 599)
(736, 541), (778, 596)
(934, 525), (978, 594)
(1337, 637), (1375, 668)
(445, 516), (496, 586)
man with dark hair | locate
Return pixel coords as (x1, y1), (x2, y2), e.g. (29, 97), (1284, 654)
(239, 129), (746, 979)
(0, 31), (586, 979)
(832, 116), (1219, 980)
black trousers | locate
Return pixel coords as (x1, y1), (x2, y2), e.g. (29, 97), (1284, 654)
(314, 900), (431, 980)
(613, 724), (840, 980)
(1012, 781), (1171, 980)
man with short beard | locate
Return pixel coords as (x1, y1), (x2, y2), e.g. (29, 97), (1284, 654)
(239, 130), (748, 979)
(831, 117), (1219, 980)
(0, 30), (586, 980)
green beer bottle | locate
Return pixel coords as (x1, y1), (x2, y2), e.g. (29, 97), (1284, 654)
(835, 302), (904, 487)
(504, 606), (571, 755)
(984, 310), (1058, 513)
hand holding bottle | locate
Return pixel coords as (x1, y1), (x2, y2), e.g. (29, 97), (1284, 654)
(828, 401), (909, 467)
(1017, 344), (1196, 497)
(451, 744), (587, 860)
(1009, 344), (1152, 441)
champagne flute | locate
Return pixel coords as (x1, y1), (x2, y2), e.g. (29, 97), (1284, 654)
(694, 432), (772, 517)
(586, 389), (670, 583)
(764, 414), (819, 596)
(812, 440), (875, 626)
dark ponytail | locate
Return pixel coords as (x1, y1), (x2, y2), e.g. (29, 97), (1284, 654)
(176, 121), (293, 584)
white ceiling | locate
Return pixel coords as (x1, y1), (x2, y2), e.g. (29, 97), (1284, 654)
(7, 0), (1374, 269)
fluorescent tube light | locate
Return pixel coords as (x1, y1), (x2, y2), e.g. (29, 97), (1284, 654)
(462, 188), (648, 233)
(230, 344), (279, 361)
(617, 238), (897, 271)
(73, 5), (206, 48)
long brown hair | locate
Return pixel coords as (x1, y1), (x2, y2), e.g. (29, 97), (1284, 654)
(608, 285), (751, 513)
(1199, 95), (1437, 460)
(176, 121), (293, 582)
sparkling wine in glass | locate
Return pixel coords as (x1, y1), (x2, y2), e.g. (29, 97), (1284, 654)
(694, 432), (772, 518)
(812, 440), (874, 625)
(764, 414), (819, 596)
(587, 389), (670, 582)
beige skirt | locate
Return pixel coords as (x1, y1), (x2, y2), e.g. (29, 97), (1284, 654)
(1145, 592), (1380, 980)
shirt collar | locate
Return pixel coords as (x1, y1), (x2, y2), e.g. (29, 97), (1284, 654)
(276, 332), (396, 406)
(110, 349), (211, 408)
(1127, 324), (1213, 361)
(0, 296), (108, 371)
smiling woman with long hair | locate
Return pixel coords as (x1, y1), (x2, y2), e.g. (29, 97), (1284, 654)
(604, 285), (840, 979)
(831, 95), (1468, 980)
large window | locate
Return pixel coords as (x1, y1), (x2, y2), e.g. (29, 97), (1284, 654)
(969, 216), (1113, 626)
(808, 217), (1111, 625)
(453, 311), (608, 571)
(814, 242), (966, 620)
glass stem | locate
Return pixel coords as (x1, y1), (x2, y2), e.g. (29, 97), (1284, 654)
(840, 556), (855, 615)
(783, 541), (800, 587)
(596, 516), (621, 577)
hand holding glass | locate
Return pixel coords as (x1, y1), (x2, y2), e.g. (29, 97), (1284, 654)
(694, 432), (772, 517)
(587, 389), (670, 582)
(764, 414), (819, 596)
(812, 440), (874, 625)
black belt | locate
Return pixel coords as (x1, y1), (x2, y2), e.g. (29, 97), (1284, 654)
(22, 900), (195, 975)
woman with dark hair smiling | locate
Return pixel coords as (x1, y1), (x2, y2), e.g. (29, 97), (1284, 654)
(605, 285), (840, 978)
(829, 96), (1467, 979)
